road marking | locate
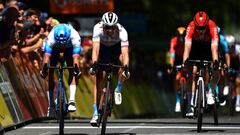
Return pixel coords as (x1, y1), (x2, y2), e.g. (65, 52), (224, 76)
(121, 119), (158, 133)
(23, 126), (240, 129)
(39, 131), (51, 135)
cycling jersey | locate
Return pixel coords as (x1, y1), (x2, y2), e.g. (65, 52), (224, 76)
(185, 20), (219, 46)
(185, 20), (219, 60)
(219, 35), (229, 54)
(218, 34), (229, 63)
(169, 36), (184, 65)
(92, 22), (129, 47)
(44, 24), (81, 55)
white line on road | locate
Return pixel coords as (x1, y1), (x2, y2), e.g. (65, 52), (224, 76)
(23, 126), (240, 129)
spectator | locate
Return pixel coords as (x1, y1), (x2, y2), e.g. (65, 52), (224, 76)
(0, 7), (19, 62)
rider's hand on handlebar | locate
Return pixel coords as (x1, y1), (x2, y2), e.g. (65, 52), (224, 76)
(89, 62), (98, 75)
(167, 65), (173, 74)
(213, 60), (219, 70)
(122, 65), (130, 79)
(74, 64), (81, 78)
(182, 58), (189, 68)
(40, 63), (48, 79)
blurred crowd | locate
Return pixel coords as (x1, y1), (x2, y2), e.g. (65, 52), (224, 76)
(0, 0), (92, 73)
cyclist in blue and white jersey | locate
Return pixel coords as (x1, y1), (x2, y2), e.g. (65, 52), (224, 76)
(40, 24), (82, 117)
(217, 27), (230, 106)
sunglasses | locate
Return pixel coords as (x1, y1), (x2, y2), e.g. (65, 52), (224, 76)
(103, 25), (115, 30)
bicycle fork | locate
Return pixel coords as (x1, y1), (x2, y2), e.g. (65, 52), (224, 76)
(194, 76), (205, 108)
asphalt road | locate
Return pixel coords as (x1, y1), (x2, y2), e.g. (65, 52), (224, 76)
(3, 115), (240, 135)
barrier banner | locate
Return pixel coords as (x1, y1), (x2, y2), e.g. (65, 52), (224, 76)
(50, 0), (114, 14)
(0, 65), (22, 125)
(2, 53), (48, 121)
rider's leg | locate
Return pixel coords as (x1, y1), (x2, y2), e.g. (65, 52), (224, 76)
(65, 49), (77, 111)
(47, 52), (59, 116)
(114, 54), (129, 105)
(235, 76), (240, 112)
(208, 69), (220, 105)
(175, 72), (181, 112)
(186, 66), (197, 117)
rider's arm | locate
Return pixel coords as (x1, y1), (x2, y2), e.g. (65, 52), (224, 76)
(169, 37), (177, 66)
(70, 26), (82, 67)
(92, 23), (101, 63)
(183, 22), (194, 63)
(221, 35), (230, 67)
(120, 25), (129, 67)
(210, 21), (219, 61)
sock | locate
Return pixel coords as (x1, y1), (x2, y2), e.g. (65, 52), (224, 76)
(49, 90), (55, 107)
(46, 91), (50, 105)
(115, 80), (123, 92)
(237, 94), (240, 105)
(176, 92), (180, 103)
(69, 85), (76, 102)
(190, 93), (195, 107)
(93, 104), (98, 114)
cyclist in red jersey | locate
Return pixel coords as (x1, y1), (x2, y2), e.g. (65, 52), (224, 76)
(182, 11), (220, 117)
(168, 27), (186, 112)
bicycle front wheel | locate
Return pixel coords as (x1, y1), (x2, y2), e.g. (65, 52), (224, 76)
(101, 84), (110, 135)
(58, 86), (65, 135)
(197, 81), (204, 133)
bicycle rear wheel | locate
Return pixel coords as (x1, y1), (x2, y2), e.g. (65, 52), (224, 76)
(228, 82), (234, 116)
(197, 81), (203, 133)
(212, 88), (218, 125)
(101, 83), (110, 135)
(58, 85), (65, 135)
(180, 79), (187, 118)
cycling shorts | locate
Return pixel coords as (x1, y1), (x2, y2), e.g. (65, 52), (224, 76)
(50, 47), (73, 66)
(189, 40), (212, 61)
(98, 42), (121, 65)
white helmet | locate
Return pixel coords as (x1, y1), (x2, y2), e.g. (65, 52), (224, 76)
(102, 12), (118, 26)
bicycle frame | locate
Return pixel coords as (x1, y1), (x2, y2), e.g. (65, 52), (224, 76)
(95, 63), (124, 135)
(175, 65), (188, 117)
(194, 68), (206, 109)
(186, 60), (217, 132)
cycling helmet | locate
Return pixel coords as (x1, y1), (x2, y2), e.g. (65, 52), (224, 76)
(194, 11), (209, 28)
(102, 12), (118, 26)
(176, 27), (186, 42)
(54, 24), (71, 44)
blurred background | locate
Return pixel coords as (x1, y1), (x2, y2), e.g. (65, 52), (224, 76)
(21, 0), (240, 85)
(1, 0), (240, 124)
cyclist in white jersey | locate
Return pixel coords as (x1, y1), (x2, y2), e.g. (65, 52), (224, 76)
(89, 12), (130, 125)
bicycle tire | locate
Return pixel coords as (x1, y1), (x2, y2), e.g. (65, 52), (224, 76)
(212, 103), (218, 125)
(197, 81), (203, 133)
(101, 81), (111, 135)
(211, 87), (218, 125)
(180, 79), (187, 118)
(59, 84), (65, 135)
(229, 82), (234, 116)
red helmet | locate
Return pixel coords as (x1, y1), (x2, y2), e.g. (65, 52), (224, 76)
(194, 11), (209, 27)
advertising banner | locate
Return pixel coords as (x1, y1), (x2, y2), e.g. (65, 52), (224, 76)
(50, 0), (114, 14)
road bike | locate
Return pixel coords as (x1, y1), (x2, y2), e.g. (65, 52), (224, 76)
(186, 60), (219, 132)
(93, 63), (124, 135)
(48, 64), (74, 135)
(174, 65), (188, 117)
